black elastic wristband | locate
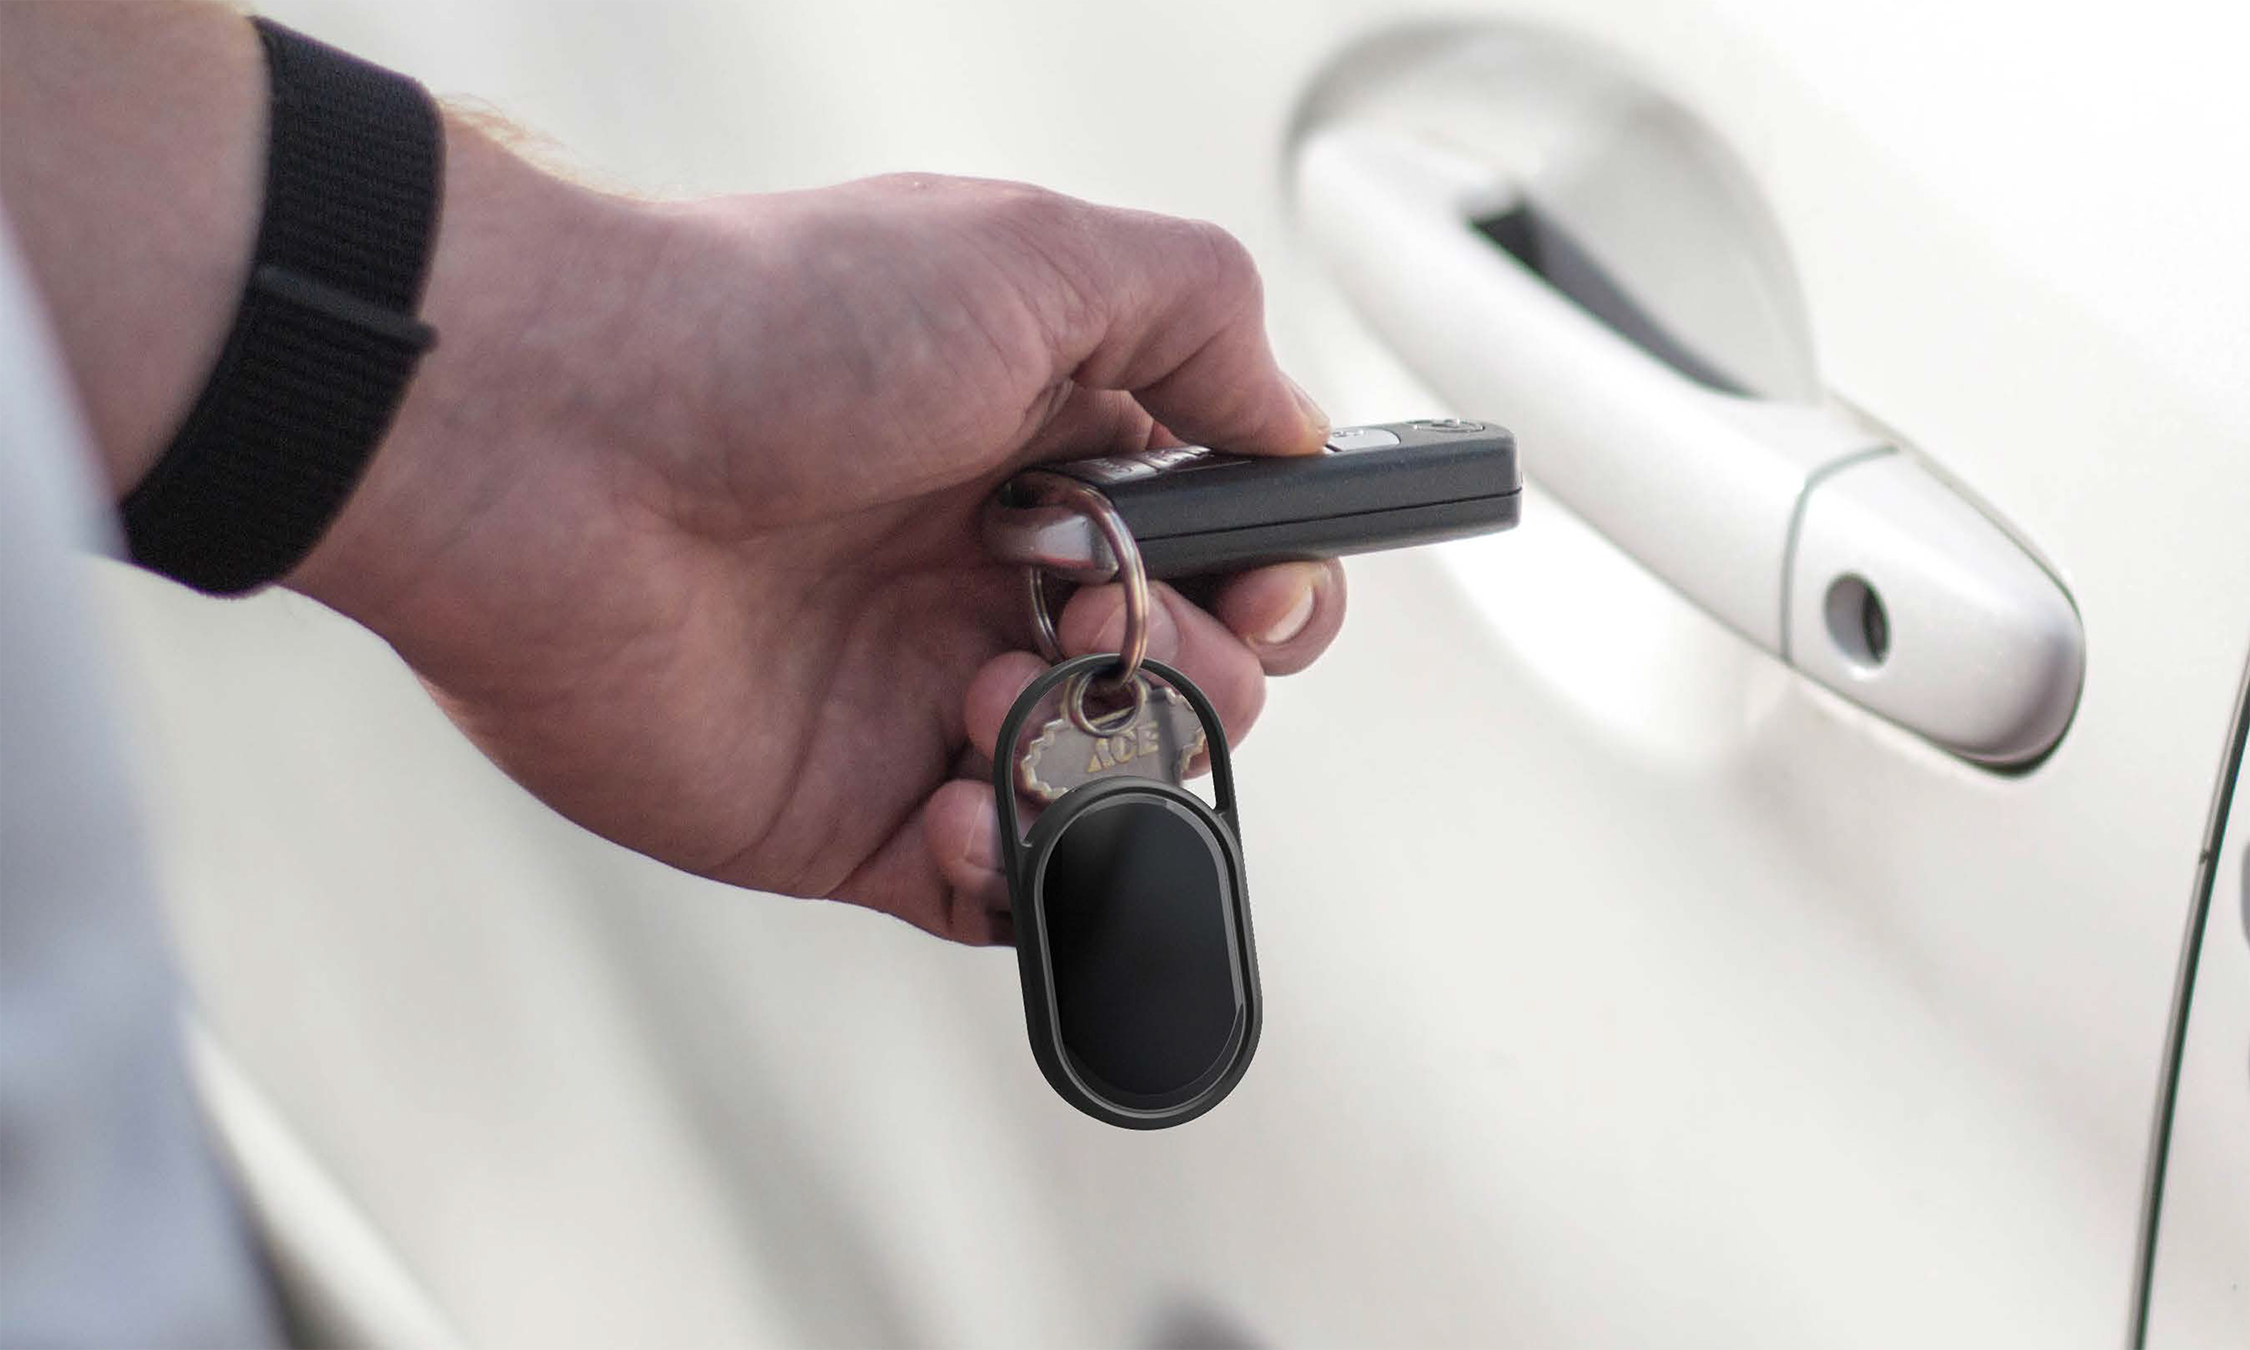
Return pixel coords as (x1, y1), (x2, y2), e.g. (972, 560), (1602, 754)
(120, 18), (443, 595)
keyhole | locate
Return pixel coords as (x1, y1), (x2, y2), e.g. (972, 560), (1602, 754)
(1824, 574), (1890, 670)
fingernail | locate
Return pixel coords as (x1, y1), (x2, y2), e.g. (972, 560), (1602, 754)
(1260, 573), (1318, 646)
(1284, 374), (1330, 442)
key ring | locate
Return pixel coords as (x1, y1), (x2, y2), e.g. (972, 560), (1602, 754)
(1012, 472), (1151, 721)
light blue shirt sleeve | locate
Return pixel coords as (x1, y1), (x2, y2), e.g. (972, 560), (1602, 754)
(0, 203), (281, 1348)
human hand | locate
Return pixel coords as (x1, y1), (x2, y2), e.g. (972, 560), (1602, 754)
(290, 130), (1348, 944)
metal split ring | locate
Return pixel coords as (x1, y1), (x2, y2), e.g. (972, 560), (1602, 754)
(1061, 669), (1150, 737)
(1013, 471), (1152, 699)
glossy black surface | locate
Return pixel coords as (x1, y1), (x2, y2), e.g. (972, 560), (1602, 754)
(1038, 796), (1241, 1099)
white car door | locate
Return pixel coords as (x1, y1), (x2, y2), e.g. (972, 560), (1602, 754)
(136, 1), (2249, 1347)
(2144, 676), (2250, 1346)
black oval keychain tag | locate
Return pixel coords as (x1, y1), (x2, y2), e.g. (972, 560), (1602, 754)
(994, 653), (1260, 1129)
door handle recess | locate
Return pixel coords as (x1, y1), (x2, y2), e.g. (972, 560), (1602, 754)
(1293, 126), (2084, 765)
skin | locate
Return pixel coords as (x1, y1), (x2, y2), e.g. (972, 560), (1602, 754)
(0, 1), (1349, 945)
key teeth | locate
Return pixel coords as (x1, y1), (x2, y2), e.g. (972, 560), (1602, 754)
(1016, 716), (1070, 802)
(1176, 726), (1210, 781)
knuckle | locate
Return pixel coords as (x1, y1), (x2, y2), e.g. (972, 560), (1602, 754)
(1179, 218), (1262, 309)
(978, 184), (1103, 344)
(981, 181), (1080, 237)
(865, 170), (946, 193)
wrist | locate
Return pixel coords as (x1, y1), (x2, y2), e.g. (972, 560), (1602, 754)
(283, 118), (660, 645)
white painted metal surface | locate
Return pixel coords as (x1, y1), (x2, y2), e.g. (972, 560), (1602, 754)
(116, 1), (2250, 1345)
(2144, 669), (2250, 1347)
(1785, 449), (2084, 761)
(1295, 126), (1862, 652)
(1293, 117), (2085, 763)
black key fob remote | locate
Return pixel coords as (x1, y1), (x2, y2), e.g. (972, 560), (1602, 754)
(985, 418), (1518, 580)
(995, 655), (1258, 1129)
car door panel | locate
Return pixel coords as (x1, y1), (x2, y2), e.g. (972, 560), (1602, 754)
(130, 2), (2250, 1345)
(2143, 660), (2250, 1346)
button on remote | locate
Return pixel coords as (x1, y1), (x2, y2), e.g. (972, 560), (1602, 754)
(1324, 425), (1404, 453)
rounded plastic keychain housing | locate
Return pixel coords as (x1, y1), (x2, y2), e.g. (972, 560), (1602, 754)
(994, 654), (1261, 1129)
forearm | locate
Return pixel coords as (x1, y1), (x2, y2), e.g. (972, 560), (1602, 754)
(0, 2), (665, 632)
(0, 1), (262, 495)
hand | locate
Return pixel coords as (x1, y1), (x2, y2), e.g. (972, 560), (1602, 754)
(289, 130), (1348, 944)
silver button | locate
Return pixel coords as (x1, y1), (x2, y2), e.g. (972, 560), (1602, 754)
(1324, 426), (1403, 453)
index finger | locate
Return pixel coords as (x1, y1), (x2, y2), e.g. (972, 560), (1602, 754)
(1036, 201), (1328, 457)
